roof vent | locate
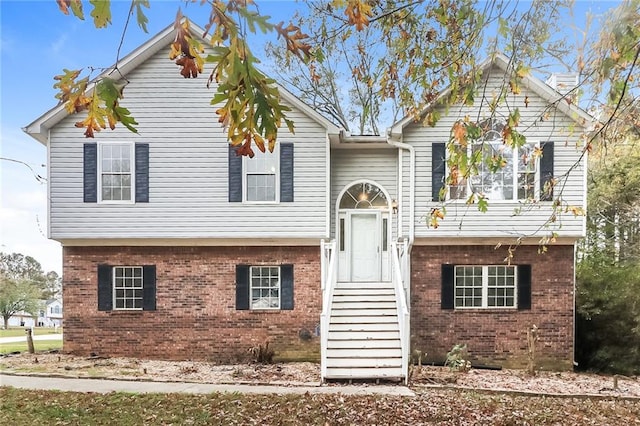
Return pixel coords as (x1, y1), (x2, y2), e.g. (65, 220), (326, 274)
(545, 73), (579, 97)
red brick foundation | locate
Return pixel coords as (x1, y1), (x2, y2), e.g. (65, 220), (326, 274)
(62, 246), (321, 363)
(410, 245), (574, 370)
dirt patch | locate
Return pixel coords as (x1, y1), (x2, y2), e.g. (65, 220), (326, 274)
(0, 352), (319, 385)
(410, 365), (640, 398)
(1, 352), (639, 398)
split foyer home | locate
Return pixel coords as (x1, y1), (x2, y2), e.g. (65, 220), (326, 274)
(25, 23), (591, 382)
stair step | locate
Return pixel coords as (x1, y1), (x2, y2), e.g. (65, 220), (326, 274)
(330, 315), (398, 324)
(333, 288), (395, 296)
(327, 339), (401, 349)
(335, 282), (394, 289)
(325, 367), (403, 379)
(331, 309), (397, 317)
(325, 357), (402, 368)
(329, 332), (399, 341)
(327, 348), (401, 358)
(332, 294), (396, 302)
(331, 301), (397, 309)
(328, 321), (399, 331)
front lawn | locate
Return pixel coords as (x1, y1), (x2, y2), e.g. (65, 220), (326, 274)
(0, 327), (62, 338)
(0, 340), (63, 355)
(0, 387), (638, 425)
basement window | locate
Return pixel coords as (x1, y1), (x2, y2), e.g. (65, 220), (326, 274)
(454, 265), (517, 308)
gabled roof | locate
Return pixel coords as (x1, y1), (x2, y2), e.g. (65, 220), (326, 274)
(24, 22), (342, 145)
(389, 53), (595, 138)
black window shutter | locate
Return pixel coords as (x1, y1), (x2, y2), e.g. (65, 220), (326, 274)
(441, 264), (455, 310)
(97, 264), (113, 311)
(142, 265), (156, 311)
(83, 143), (98, 203)
(235, 264), (250, 310)
(432, 143), (446, 201)
(135, 143), (150, 203)
(280, 143), (294, 202)
(540, 142), (554, 201)
(228, 145), (243, 202)
(517, 265), (532, 310)
(280, 264), (294, 310)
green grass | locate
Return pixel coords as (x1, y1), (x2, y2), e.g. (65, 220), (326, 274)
(0, 387), (638, 425)
(0, 327), (62, 338)
(0, 340), (63, 355)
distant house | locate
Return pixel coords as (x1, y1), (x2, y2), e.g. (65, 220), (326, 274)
(43, 298), (63, 327)
(6, 298), (62, 328)
(25, 22), (591, 382)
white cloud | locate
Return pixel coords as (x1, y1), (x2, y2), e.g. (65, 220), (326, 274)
(49, 32), (68, 56)
(1, 137), (60, 273)
(0, 206), (61, 274)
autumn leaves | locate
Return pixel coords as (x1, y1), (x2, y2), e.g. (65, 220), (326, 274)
(54, 0), (376, 158)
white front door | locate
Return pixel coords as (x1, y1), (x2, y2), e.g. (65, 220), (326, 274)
(350, 213), (380, 281)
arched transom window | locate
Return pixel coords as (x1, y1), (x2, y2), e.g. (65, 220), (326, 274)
(339, 182), (388, 209)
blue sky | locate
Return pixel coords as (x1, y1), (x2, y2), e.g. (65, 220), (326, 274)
(0, 0), (620, 273)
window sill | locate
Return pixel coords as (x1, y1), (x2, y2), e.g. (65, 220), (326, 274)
(98, 200), (136, 205)
(445, 199), (544, 205)
(452, 307), (518, 312)
(241, 201), (281, 205)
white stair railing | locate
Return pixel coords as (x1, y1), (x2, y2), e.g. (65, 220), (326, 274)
(320, 239), (337, 382)
(391, 240), (410, 384)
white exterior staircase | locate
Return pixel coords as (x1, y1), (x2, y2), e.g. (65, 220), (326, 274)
(325, 281), (403, 380)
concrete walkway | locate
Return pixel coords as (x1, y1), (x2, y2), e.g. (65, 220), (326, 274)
(0, 334), (63, 344)
(0, 374), (415, 397)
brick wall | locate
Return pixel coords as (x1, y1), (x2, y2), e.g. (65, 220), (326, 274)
(411, 245), (574, 370)
(62, 246), (321, 363)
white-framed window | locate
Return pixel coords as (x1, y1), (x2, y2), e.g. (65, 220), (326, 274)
(99, 142), (134, 202)
(243, 147), (279, 202)
(449, 120), (539, 201)
(113, 266), (144, 310)
(250, 266), (280, 309)
(454, 265), (517, 309)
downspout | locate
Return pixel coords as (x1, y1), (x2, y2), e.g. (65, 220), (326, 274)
(386, 132), (415, 251)
(386, 130), (415, 385)
(47, 129), (52, 240)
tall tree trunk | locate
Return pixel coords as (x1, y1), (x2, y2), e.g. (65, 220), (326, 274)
(26, 328), (35, 354)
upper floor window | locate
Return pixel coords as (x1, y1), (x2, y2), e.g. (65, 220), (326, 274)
(244, 147), (279, 202)
(449, 119), (539, 201)
(228, 143), (294, 203)
(100, 143), (134, 202)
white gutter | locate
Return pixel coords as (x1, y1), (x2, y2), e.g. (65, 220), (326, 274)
(386, 131), (415, 251)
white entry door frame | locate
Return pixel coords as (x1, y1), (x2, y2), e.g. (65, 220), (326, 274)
(336, 180), (392, 282)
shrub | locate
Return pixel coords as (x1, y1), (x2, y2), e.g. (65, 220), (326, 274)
(445, 344), (471, 372)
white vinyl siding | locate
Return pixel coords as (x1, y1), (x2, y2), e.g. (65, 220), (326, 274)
(402, 65), (586, 239)
(47, 45), (328, 240)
